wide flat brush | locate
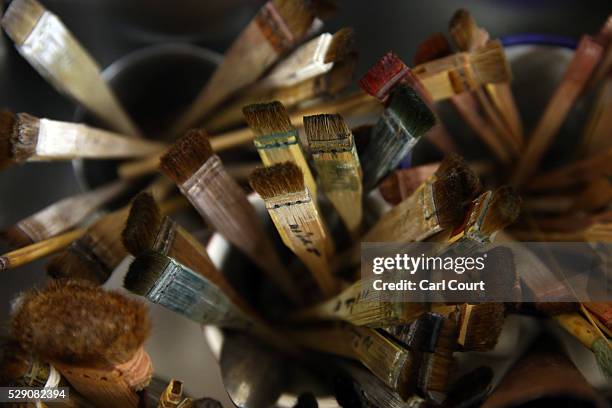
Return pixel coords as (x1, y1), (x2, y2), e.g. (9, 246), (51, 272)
(304, 113), (362, 237)
(1, 0), (140, 136)
(512, 36), (603, 187)
(159, 129), (301, 303)
(360, 84), (436, 191)
(249, 162), (338, 297)
(243, 100), (319, 201)
(170, 0), (317, 135)
(11, 280), (153, 407)
(0, 178), (130, 248)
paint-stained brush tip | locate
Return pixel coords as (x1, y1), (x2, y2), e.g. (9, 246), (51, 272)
(481, 186), (521, 235)
(388, 85), (437, 137)
(159, 129), (213, 184)
(359, 51), (407, 98)
(325, 27), (356, 63)
(124, 251), (170, 296)
(249, 162), (305, 199)
(122, 192), (162, 255)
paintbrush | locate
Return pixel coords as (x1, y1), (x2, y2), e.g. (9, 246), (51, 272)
(1, 0), (140, 136)
(11, 280), (153, 407)
(45, 177), (179, 285)
(449, 9), (524, 146)
(286, 322), (421, 400)
(0, 178), (130, 248)
(249, 162), (338, 297)
(0, 111), (162, 170)
(159, 129), (302, 303)
(378, 162), (440, 205)
(454, 303), (506, 352)
(512, 36), (603, 187)
(243, 100), (318, 201)
(158, 379), (184, 408)
(360, 83), (436, 191)
(357, 50), (456, 155)
(170, 0), (317, 135)
(304, 113), (362, 237)
(580, 72), (612, 157)
(117, 91), (380, 181)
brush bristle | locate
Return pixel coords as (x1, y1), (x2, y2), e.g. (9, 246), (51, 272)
(359, 51), (408, 98)
(449, 9), (477, 51)
(326, 54), (357, 94)
(1, 0), (46, 45)
(46, 244), (111, 285)
(159, 129), (213, 184)
(480, 186), (521, 235)
(324, 27), (355, 63)
(124, 251), (171, 296)
(470, 40), (511, 83)
(414, 32), (452, 65)
(273, 0), (316, 39)
(242, 101), (293, 136)
(0, 110), (16, 170)
(461, 303), (505, 351)
(0, 225), (33, 248)
(304, 113), (351, 143)
(420, 353), (454, 393)
(387, 84), (436, 137)
(0, 340), (30, 384)
(122, 192), (162, 256)
(249, 162), (305, 199)
(11, 279), (150, 366)
(12, 113), (40, 161)
(592, 338), (612, 378)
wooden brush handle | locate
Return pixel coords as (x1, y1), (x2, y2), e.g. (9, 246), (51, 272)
(555, 313), (598, 350)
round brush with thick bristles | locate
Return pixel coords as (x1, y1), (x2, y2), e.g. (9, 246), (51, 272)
(10, 280), (153, 407)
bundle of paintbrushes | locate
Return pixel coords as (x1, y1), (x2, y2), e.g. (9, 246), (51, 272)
(2, 1), (612, 407)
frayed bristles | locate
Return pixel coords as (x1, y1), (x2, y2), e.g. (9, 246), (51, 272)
(459, 303), (505, 351)
(273, 0), (316, 38)
(420, 353), (454, 394)
(470, 40), (511, 84)
(433, 164), (481, 229)
(387, 85), (437, 137)
(1, 0), (45, 45)
(325, 27), (355, 63)
(0, 110), (16, 170)
(0, 226), (33, 248)
(242, 101), (293, 136)
(414, 32), (452, 65)
(11, 279), (150, 366)
(249, 162), (305, 199)
(122, 192), (162, 256)
(12, 113), (40, 161)
(359, 51), (408, 98)
(46, 243), (111, 285)
(304, 113), (351, 143)
(480, 186), (521, 235)
(159, 129), (213, 184)
(592, 338), (612, 378)
(449, 9), (477, 51)
(124, 251), (171, 296)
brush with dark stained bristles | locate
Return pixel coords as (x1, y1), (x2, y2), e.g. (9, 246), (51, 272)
(243, 100), (319, 201)
(456, 303), (505, 351)
(361, 83), (436, 191)
(169, 0), (317, 135)
(11, 280), (153, 407)
(1, 0), (140, 136)
(250, 162), (338, 297)
(159, 129), (302, 304)
(378, 162), (440, 205)
(0, 111), (160, 169)
(0, 178), (131, 249)
(304, 113), (363, 237)
(512, 36), (603, 188)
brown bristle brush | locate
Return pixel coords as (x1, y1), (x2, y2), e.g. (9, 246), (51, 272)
(456, 303), (506, 351)
(169, 0), (318, 135)
(10, 280), (152, 407)
(159, 129), (302, 304)
(378, 162), (440, 205)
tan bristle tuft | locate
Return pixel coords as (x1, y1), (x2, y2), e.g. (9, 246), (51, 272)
(273, 0), (316, 39)
(0, 340), (30, 384)
(460, 303), (505, 351)
(421, 353), (454, 393)
(46, 245), (110, 285)
(124, 251), (171, 297)
(1, 0), (46, 46)
(11, 279), (150, 366)
(414, 32), (452, 65)
(0, 110), (17, 169)
(0, 226), (33, 248)
(242, 101), (293, 136)
(324, 27), (356, 63)
(159, 129), (213, 184)
(304, 113), (351, 143)
(122, 192), (162, 256)
(470, 40), (511, 83)
(449, 9), (477, 51)
(11, 113), (40, 161)
(249, 162), (305, 199)
(480, 186), (521, 235)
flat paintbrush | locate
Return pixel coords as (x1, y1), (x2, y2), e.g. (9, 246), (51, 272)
(11, 280), (153, 407)
(249, 162), (338, 297)
(159, 129), (302, 303)
(169, 0), (317, 135)
(243, 100), (319, 201)
(0, 178), (131, 248)
(1, 0), (140, 136)
(378, 162), (440, 205)
(304, 113), (362, 237)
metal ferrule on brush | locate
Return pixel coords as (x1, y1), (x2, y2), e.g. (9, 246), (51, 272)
(144, 254), (252, 330)
(253, 129), (300, 150)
